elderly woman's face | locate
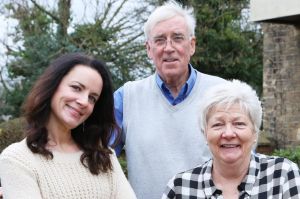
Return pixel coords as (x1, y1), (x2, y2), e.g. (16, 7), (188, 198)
(205, 103), (256, 165)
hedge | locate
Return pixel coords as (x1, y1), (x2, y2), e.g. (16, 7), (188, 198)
(0, 118), (26, 152)
(272, 147), (300, 167)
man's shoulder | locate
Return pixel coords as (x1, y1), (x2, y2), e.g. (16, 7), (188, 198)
(196, 71), (226, 83)
(123, 75), (155, 89)
(193, 72), (227, 92)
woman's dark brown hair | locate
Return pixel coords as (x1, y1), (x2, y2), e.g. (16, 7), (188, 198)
(22, 53), (120, 175)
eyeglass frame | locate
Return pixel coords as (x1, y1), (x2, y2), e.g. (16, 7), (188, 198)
(149, 33), (193, 48)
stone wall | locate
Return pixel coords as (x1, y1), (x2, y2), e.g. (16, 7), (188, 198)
(262, 23), (300, 148)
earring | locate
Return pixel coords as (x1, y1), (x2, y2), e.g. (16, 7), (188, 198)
(82, 122), (85, 133)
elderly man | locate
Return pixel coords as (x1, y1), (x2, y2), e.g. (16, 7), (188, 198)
(113, 1), (226, 199)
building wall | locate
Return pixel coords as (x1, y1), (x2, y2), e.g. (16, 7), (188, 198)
(262, 23), (300, 148)
(250, 0), (300, 22)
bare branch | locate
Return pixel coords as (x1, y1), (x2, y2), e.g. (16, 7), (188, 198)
(30, 0), (60, 23)
(105, 0), (128, 29)
(98, 0), (113, 26)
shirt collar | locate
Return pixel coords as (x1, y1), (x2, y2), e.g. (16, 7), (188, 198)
(238, 153), (260, 196)
(155, 64), (196, 92)
(201, 160), (220, 198)
(202, 154), (259, 198)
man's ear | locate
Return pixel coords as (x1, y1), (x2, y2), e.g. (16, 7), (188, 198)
(145, 41), (153, 60)
(190, 37), (196, 56)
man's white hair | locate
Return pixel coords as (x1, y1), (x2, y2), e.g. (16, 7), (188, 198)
(144, 0), (196, 40)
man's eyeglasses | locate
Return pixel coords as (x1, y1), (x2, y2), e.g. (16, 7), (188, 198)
(151, 34), (189, 48)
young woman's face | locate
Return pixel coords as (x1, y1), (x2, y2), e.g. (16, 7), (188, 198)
(49, 64), (103, 130)
(205, 104), (256, 165)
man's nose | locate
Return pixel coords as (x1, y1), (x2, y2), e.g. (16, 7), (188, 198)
(164, 39), (175, 49)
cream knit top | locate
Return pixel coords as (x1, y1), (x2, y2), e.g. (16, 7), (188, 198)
(0, 139), (136, 199)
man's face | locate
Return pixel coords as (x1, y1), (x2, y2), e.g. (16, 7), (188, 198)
(146, 16), (196, 82)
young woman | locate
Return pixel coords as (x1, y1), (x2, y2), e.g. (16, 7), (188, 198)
(0, 53), (136, 199)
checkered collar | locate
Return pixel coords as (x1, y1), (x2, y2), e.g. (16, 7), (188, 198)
(239, 154), (261, 196)
(202, 154), (259, 198)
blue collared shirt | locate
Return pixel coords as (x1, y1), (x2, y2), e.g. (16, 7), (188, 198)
(156, 65), (197, 105)
(112, 64), (197, 155)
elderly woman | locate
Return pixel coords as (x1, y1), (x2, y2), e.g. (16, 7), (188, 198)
(162, 80), (300, 199)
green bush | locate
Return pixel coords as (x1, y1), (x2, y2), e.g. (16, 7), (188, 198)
(272, 147), (300, 167)
(118, 150), (127, 176)
(0, 118), (26, 152)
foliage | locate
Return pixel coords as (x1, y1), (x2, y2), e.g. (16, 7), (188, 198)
(177, 0), (263, 95)
(118, 150), (128, 176)
(0, 118), (26, 152)
(272, 147), (300, 167)
(0, 0), (152, 119)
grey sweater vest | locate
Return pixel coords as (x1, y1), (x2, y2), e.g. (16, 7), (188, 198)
(123, 72), (226, 199)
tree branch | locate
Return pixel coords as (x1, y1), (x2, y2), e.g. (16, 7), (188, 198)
(30, 0), (60, 23)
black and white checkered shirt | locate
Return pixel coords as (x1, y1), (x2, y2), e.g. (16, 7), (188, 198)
(162, 153), (300, 199)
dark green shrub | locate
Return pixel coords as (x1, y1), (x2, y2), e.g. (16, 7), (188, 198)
(118, 150), (127, 176)
(272, 147), (300, 167)
(0, 118), (26, 152)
